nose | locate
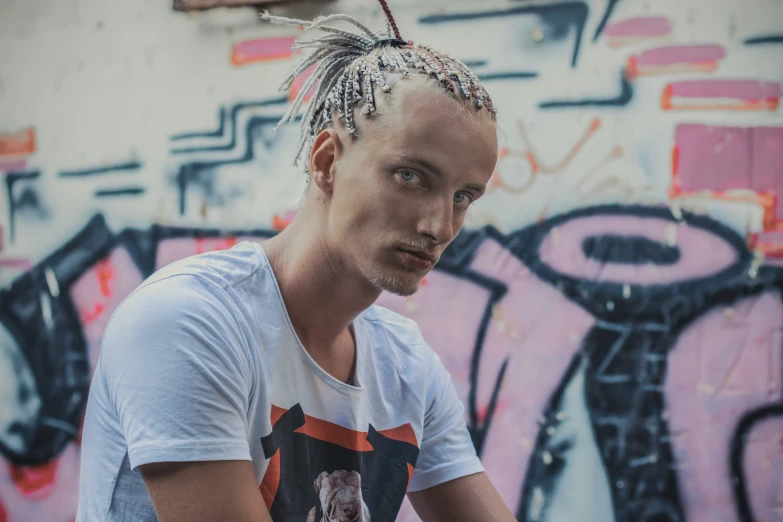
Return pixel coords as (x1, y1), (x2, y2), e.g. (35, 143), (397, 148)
(417, 195), (454, 245)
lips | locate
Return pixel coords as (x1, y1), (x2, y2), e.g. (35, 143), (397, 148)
(396, 249), (435, 271)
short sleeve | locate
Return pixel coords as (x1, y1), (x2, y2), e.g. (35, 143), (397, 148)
(99, 274), (254, 472)
(407, 349), (484, 492)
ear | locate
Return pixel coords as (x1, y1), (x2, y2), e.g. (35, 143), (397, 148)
(314, 471), (328, 494)
(309, 128), (342, 196)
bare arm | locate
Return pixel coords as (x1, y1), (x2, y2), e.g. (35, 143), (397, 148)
(408, 472), (516, 522)
(140, 460), (273, 522)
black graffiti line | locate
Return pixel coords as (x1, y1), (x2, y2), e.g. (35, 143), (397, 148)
(4, 170), (40, 243)
(730, 403), (783, 522)
(743, 34), (783, 45)
(539, 69), (633, 108)
(483, 204), (782, 521)
(593, 0), (621, 42)
(175, 114), (285, 215)
(430, 259), (509, 455)
(517, 350), (586, 521)
(0, 213), (114, 465)
(94, 187), (146, 197)
(478, 71), (539, 81)
(498, 204), (757, 311)
(594, 324), (633, 383)
(418, 2), (589, 68)
(59, 161), (142, 177)
(169, 95), (289, 154)
(170, 106), (226, 141)
(6, 203), (783, 516)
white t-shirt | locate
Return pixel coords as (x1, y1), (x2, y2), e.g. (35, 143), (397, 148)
(76, 241), (482, 521)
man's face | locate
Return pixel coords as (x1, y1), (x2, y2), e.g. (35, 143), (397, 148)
(321, 76), (498, 296)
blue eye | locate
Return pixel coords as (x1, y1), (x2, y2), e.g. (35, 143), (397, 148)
(396, 170), (424, 187)
(454, 192), (473, 208)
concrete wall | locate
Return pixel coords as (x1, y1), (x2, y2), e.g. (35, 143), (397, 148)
(1, 0), (782, 520)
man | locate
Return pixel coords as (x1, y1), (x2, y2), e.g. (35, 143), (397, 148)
(77, 3), (514, 521)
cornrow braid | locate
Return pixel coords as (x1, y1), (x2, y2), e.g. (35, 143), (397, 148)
(259, 4), (496, 175)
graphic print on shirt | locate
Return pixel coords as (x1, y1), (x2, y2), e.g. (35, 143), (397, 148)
(259, 403), (420, 522)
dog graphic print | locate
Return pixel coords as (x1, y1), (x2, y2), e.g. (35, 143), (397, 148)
(306, 470), (371, 522)
(259, 404), (420, 522)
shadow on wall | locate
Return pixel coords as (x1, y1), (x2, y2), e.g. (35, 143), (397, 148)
(0, 204), (781, 522)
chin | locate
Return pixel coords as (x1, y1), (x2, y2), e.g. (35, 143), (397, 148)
(379, 277), (421, 297)
(362, 264), (423, 296)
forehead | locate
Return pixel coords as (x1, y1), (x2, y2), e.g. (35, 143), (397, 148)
(358, 78), (498, 176)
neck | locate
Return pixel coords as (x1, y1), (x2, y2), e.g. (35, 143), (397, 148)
(261, 202), (381, 355)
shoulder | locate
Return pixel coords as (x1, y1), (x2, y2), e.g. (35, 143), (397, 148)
(99, 246), (263, 392)
(104, 241), (268, 344)
(361, 304), (442, 372)
(117, 240), (267, 322)
(145, 240), (265, 292)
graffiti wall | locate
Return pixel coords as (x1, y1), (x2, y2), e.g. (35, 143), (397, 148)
(1, 0), (782, 520)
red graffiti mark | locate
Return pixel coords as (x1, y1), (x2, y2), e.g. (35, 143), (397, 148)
(81, 302), (106, 325)
(0, 499), (6, 522)
(0, 128), (35, 157)
(491, 117), (601, 193)
(231, 36), (296, 66)
(10, 459), (58, 499)
(491, 118), (622, 220)
(626, 44), (725, 80)
(195, 236), (238, 255)
(749, 230), (783, 259)
(671, 123), (783, 232)
(94, 257), (116, 298)
(272, 209), (298, 231)
(662, 79), (781, 111)
(77, 258), (116, 325)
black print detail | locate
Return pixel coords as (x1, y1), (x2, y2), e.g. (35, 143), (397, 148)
(261, 404), (419, 522)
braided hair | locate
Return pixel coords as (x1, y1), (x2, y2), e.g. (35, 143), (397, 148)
(260, 0), (496, 174)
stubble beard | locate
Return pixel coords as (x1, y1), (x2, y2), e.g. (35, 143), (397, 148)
(360, 262), (421, 297)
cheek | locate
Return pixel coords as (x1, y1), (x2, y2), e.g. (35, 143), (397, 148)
(343, 185), (408, 229)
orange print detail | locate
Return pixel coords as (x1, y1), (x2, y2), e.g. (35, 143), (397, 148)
(260, 450), (281, 510)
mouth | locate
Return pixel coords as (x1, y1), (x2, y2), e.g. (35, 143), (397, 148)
(396, 248), (436, 271)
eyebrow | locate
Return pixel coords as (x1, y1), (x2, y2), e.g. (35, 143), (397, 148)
(395, 154), (486, 195)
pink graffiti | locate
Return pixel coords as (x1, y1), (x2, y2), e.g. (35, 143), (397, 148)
(0, 444), (80, 522)
(539, 214), (738, 285)
(750, 230), (783, 260)
(7, 208), (783, 522)
(231, 36), (296, 67)
(0, 159), (26, 173)
(672, 124), (783, 222)
(70, 247), (145, 371)
(627, 44), (726, 79)
(663, 80), (781, 111)
(604, 16), (672, 38)
(667, 292), (783, 522)
(384, 210), (782, 522)
(742, 416), (783, 521)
